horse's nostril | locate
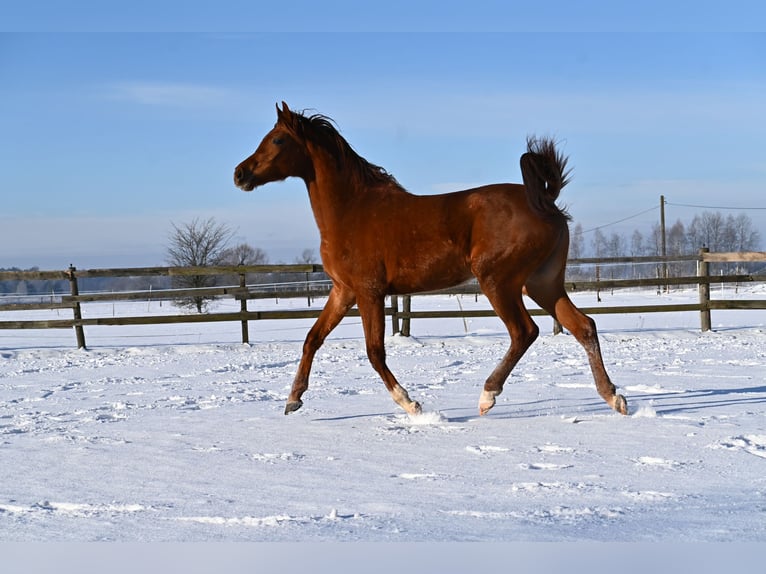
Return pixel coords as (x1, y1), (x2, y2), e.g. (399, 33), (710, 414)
(234, 168), (243, 184)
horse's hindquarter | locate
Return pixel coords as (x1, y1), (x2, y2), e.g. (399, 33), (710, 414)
(380, 184), (540, 294)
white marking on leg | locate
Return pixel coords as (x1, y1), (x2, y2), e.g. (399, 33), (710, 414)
(391, 385), (421, 414)
(479, 390), (499, 415)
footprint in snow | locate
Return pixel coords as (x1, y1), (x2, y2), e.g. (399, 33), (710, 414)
(621, 490), (678, 502)
(710, 435), (766, 459)
(519, 462), (573, 471)
(534, 444), (575, 454)
(393, 472), (442, 480)
(250, 452), (305, 463)
(466, 445), (509, 456)
(95, 413), (127, 423)
(633, 456), (685, 470)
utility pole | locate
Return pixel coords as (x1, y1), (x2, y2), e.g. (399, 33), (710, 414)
(660, 195), (667, 292)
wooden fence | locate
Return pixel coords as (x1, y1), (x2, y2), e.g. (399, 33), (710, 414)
(1, 250), (765, 349)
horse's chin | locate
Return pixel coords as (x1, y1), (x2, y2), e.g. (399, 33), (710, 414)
(235, 178), (259, 192)
(234, 167), (261, 191)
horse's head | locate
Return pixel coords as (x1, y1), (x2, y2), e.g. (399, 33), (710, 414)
(234, 102), (313, 191)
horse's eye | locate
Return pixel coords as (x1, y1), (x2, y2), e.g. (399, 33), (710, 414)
(273, 137), (285, 145)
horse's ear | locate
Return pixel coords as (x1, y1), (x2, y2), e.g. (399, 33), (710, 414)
(276, 101), (291, 123)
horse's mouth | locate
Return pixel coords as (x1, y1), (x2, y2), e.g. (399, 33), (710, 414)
(237, 181), (257, 192)
(234, 167), (258, 191)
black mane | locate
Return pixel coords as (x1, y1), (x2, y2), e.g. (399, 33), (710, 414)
(284, 110), (402, 189)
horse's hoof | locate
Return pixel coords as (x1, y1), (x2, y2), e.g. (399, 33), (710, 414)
(478, 390), (497, 416)
(407, 401), (423, 416)
(613, 394), (628, 415)
(479, 403), (494, 416)
(284, 400), (303, 415)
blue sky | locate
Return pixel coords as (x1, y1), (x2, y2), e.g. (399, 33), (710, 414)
(2, 3), (765, 268)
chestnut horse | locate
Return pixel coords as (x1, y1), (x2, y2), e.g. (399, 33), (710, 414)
(234, 102), (627, 417)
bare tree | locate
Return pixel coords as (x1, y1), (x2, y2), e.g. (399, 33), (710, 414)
(591, 229), (607, 258)
(569, 222), (585, 259)
(728, 213), (761, 252)
(295, 248), (318, 264)
(606, 231), (625, 280)
(630, 229), (644, 256)
(591, 229), (607, 301)
(666, 220), (686, 255)
(688, 211), (726, 251)
(220, 243), (269, 266)
(166, 217), (235, 312)
(630, 229), (644, 278)
(666, 219), (691, 277)
(219, 243), (270, 286)
(648, 222), (663, 256)
(567, 222), (586, 280)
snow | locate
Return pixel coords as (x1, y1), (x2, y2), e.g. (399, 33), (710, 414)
(1, 286), (766, 551)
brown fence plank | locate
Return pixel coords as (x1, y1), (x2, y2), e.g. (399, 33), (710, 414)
(63, 308), (368, 328)
(70, 264), (325, 278)
(400, 303), (703, 321)
(701, 251), (766, 263)
(565, 274), (766, 291)
(708, 300), (766, 310)
(567, 254), (701, 265)
(0, 320), (75, 329)
(0, 270), (70, 281)
(0, 302), (74, 312)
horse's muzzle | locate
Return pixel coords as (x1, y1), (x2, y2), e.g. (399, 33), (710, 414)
(234, 166), (256, 191)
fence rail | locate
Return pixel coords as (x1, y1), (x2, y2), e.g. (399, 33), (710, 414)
(1, 251), (765, 348)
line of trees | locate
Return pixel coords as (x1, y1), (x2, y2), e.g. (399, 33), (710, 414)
(568, 210), (762, 280)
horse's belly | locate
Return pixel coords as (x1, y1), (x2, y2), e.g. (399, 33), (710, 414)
(387, 252), (473, 294)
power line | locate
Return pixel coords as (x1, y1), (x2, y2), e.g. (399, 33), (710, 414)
(574, 205), (659, 235)
(573, 199), (766, 237)
(667, 202), (766, 211)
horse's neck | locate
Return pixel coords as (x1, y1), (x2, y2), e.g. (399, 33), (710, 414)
(304, 171), (356, 236)
(303, 149), (364, 235)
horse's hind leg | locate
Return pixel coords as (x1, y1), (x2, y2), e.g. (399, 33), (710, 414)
(525, 281), (628, 415)
(476, 281), (539, 415)
(285, 285), (356, 414)
(357, 294), (422, 415)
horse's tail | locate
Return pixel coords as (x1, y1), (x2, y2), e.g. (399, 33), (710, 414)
(520, 136), (572, 221)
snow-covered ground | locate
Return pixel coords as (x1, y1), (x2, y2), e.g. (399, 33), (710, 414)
(1, 286), (765, 546)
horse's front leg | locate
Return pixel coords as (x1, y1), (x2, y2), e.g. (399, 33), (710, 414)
(285, 286), (356, 414)
(357, 294), (422, 415)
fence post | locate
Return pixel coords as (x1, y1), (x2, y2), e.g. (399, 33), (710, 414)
(401, 295), (411, 337)
(239, 270), (250, 344)
(390, 295), (400, 335)
(553, 319), (563, 335)
(698, 247), (711, 332)
(595, 264), (602, 302)
(67, 265), (87, 349)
